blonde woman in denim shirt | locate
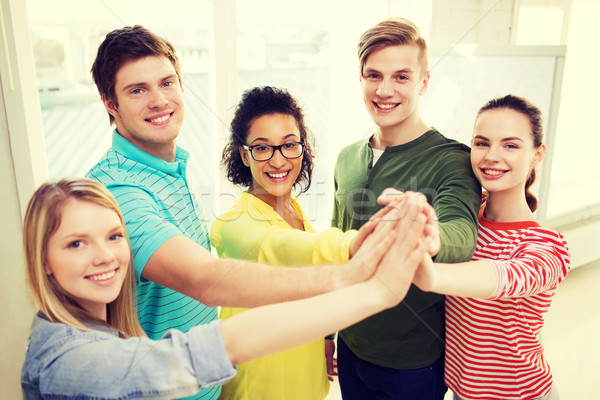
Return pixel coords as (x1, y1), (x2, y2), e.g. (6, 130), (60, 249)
(21, 177), (429, 399)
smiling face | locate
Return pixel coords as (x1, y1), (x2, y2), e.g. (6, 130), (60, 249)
(45, 199), (130, 321)
(360, 45), (428, 133)
(103, 55), (184, 162)
(240, 113), (303, 208)
(471, 108), (545, 197)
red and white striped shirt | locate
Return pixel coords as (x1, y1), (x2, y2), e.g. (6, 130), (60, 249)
(445, 205), (571, 400)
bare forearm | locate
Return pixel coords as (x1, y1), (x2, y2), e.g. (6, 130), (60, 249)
(219, 214), (421, 366)
(219, 195), (426, 366)
(432, 260), (497, 298)
(190, 258), (357, 308)
(143, 235), (362, 308)
(219, 280), (387, 365)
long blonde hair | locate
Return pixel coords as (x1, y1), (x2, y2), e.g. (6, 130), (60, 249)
(23, 178), (145, 337)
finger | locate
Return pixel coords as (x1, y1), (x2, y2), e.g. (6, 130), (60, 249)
(395, 202), (426, 250)
(357, 213), (380, 237)
(395, 193), (418, 225)
(406, 191), (429, 222)
(408, 238), (428, 268)
(422, 202), (439, 223)
(372, 202), (400, 219)
(352, 204), (400, 257)
(377, 188), (405, 205)
(354, 215), (398, 273)
(375, 207), (402, 231)
(357, 203), (398, 241)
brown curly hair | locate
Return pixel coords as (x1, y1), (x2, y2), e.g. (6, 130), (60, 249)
(222, 86), (315, 193)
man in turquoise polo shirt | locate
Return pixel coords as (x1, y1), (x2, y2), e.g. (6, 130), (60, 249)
(86, 26), (381, 400)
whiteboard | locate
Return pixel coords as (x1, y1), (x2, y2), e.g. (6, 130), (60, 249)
(421, 45), (563, 147)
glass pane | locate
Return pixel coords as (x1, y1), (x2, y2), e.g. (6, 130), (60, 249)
(234, 0), (433, 230)
(27, 0), (215, 216)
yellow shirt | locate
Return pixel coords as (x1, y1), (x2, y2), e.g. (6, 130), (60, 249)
(210, 192), (356, 400)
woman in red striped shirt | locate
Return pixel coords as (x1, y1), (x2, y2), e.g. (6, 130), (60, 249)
(412, 94), (571, 400)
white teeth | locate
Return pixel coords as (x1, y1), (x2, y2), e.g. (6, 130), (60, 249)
(375, 103), (398, 109)
(484, 169), (504, 176)
(149, 114), (170, 123)
(88, 270), (116, 281)
(268, 172), (288, 178)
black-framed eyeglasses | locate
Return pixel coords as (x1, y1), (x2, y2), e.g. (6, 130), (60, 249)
(243, 141), (305, 161)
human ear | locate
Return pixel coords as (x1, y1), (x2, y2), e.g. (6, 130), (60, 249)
(239, 147), (250, 167)
(531, 144), (546, 168)
(419, 72), (430, 95)
(43, 264), (53, 276)
(102, 95), (119, 118)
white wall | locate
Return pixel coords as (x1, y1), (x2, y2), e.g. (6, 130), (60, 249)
(0, 112), (35, 399)
(0, 0), (47, 397)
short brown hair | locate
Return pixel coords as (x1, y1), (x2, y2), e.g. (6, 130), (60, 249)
(91, 25), (182, 124)
(358, 18), (428, 77)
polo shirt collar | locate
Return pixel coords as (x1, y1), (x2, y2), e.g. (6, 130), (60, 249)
(111, 130), (190, 176)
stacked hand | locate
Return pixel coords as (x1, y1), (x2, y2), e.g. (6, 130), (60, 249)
(328, 189), (439, 378)
(367, 192), (429, 306)
(376, 188), (440, 257)
(347, 190), (432, 304)
(376, 188), (440, 293)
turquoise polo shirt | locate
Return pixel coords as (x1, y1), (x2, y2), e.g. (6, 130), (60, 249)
(88, 130), (220, 400)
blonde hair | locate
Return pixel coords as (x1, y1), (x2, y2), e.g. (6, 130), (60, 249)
(23, 178), (145, 338)
(358, 17), (429, 77)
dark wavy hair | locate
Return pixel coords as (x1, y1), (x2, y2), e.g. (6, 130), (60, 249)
(476, 94), (544, 212)
(222, 86), (315, 193)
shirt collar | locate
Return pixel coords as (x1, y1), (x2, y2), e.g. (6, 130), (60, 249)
(478, 202), (541, 230)
(111, 129), (189, 176)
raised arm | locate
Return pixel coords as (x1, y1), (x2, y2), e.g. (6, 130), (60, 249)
(31, 201), (424, 400)
(432, 150), (481, 262)
(414, 232), (571, 299)
(219, 198), (426, 365)
(210, 206), (357, 266)
(145, 234), (380, 308)
(376, 157), (481, 264)
(106, 184), (375, 308)
(211, 197), (396, 267)
(413, 256), (497, 298)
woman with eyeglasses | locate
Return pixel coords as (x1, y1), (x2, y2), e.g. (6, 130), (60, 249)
(211, 86), (378, 400)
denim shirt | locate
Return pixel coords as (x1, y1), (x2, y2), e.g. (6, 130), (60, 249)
(21, 313), (237, 399)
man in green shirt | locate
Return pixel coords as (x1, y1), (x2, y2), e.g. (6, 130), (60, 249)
(331, 18), (481, 400)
